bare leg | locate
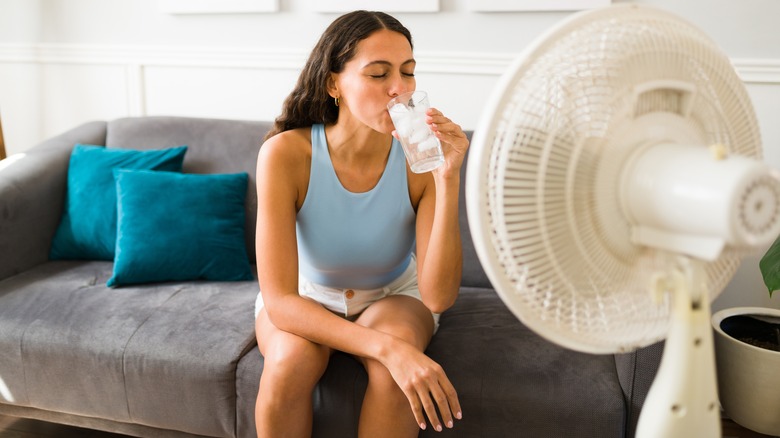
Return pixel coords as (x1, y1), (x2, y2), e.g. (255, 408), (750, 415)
(255, 308), (332, 438)
(354, 295), (436, 438)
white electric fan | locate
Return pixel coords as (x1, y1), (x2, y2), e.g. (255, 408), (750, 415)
(466, 4), (780, 438)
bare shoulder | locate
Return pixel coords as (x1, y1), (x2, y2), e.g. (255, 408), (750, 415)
(257, 128), (312, 208)
(258, 128), (312, 166)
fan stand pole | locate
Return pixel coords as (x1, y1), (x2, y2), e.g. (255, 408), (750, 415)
(636, 257), (721, 438)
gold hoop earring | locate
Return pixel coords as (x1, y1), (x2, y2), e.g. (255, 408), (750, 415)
(335, 97), (340, 107)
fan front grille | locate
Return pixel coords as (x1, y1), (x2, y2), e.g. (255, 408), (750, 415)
(475, 5), (759, 353)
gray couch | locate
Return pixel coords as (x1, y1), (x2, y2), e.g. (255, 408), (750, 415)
(0, 116), (662, 438)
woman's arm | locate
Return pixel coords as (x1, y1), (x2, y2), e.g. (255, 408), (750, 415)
(414, 109), (469, 313)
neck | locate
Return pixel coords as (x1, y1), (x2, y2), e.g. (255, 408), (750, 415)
(324, 122), (392, 164)
(322, 122), (395, 193)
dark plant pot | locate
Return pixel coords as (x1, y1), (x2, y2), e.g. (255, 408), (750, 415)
(712, 307), (780, 436)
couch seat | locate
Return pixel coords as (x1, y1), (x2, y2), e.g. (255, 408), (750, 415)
(0, 261), (258, 438)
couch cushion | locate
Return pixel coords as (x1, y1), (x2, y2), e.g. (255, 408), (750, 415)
(122, 278), (258, 437)
(0, 261), (178, 417)
(108, 169), (253, 287)
(106, 116), (271, 264)
(0, 260), (259, 438)
(49, 144), (188, 261)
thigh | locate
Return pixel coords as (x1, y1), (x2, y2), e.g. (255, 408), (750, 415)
(354, 295), (435, 351)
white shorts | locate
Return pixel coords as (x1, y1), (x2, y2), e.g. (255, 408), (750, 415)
(255, 254), (440, 332)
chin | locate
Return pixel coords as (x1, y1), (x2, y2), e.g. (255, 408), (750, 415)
(378, 117), (396, 135)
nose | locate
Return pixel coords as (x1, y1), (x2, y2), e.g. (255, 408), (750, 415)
(388, 74), (410, 98)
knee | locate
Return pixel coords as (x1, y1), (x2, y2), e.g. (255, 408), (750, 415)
(364, 359), (406, 404)
(261, 337), (329, 396)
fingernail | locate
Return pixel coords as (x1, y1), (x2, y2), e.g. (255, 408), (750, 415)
(420, 423), (427, 430)
(447, 420), (453, 428)
(456, 411), (463, 419)
(436, 425), (442, 432)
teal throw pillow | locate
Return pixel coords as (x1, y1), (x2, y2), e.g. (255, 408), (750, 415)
(107, 169), (254, 287)
(49, 144), (188, 261)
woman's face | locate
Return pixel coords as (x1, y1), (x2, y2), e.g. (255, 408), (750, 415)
(331, 29), (416, 134)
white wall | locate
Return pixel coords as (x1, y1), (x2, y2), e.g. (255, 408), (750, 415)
(1, 0), (779, 311)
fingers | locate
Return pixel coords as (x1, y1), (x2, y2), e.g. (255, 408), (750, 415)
(439, 376), (463, 424)
(431, 375), (462, 431)
(425, 108), (468, 159)
(420, 389), (441, 431)
(400, 385), (429, 431)
(407, 368), (462, 432)
(426, 109), (463, 138)
(425, 384), (453, 432)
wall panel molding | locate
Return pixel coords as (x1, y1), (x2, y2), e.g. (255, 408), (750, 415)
(734, 59), (780, 84)
(1, 43), (777, 84)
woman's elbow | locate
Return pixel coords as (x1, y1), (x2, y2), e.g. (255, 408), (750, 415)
(262, 300), (292, 332)
(424, 293), (458, 314)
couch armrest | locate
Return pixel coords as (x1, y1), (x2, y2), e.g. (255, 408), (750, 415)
(0, 121), (107, 280)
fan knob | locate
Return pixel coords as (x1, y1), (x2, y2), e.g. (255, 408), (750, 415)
(739, 175), (780, 237)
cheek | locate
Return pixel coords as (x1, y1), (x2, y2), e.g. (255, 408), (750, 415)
(342, 82), (372, 105)
(348, 85), (391, 114)
(339, 80), (394, 131)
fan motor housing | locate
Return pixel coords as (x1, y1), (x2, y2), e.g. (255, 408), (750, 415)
(622, 142), (780, 261)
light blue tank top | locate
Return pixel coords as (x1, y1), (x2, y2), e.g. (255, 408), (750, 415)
(296, 124), (416, 289)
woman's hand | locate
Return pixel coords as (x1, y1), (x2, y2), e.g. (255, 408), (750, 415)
(383, 337), (462, 432)
(426, 108), (469, 179)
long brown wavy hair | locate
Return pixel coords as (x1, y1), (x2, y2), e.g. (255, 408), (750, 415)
(264, 11), (413, 141)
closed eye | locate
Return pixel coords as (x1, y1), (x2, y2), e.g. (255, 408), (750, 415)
(369, 72), (414, 79)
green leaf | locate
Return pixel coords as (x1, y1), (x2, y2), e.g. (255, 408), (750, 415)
(759, 234), (780, 298)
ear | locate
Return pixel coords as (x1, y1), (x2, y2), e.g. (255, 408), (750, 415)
(326, 72), (339, 99)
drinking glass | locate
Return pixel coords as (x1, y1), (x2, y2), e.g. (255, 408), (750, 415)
(387, 91), (444, 173)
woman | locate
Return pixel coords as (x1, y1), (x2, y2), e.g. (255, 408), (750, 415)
(254, 10), (468, 437)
